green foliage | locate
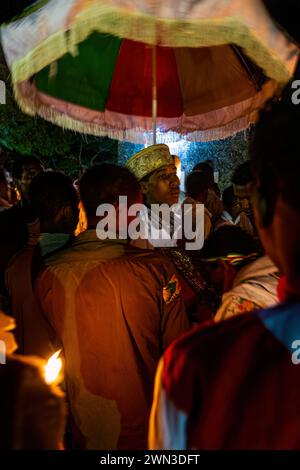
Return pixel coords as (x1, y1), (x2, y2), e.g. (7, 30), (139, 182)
(0, 59), (75, 158)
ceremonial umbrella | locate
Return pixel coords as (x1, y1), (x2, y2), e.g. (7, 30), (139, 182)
(1, 0), (298, 143)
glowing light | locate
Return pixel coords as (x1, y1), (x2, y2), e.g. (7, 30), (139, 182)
(142, 130), (183, 147)
(172, 154), (182, 180)
(168, 140), (189, 157)
(44, 350), (63, 385)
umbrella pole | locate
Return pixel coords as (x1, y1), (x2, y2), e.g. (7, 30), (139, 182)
(152, 45), (157, 145)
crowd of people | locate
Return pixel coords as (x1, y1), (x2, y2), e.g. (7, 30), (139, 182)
(0, 81), (299, 450)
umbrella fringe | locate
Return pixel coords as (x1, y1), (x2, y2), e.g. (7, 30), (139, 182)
(13, 81), (254, 143)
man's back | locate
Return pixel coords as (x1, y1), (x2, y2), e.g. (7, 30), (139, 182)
(36, 230), (189, 449)
(6, 233), (73, 357)
(150, 302), (300, 450)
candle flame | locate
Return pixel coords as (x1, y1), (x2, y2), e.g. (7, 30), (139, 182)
(44, 349), (63, 385)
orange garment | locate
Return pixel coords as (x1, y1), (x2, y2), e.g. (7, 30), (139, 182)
(5, 237), (70, 358)
(36, 230), (189, 450)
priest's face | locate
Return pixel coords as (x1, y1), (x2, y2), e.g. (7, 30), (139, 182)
(142, 164), (180, 206)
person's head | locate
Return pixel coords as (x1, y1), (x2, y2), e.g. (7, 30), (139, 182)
(185, 171), (209, 203)
(204, 159), (214, 170)
(232, 160), (253, 218)
(126, 144), (180, 206)
(0, 167), (8, 201)
(200, 225), (257, 293)
(28, 172), (79, 234)
(12, 155), (43, 199)
(79, 163), (142, 230)
(193, 162), (214, 187)
(250, 88), (300, 280)
(232, 160), (253, 188)
(223, 185), (239, 219)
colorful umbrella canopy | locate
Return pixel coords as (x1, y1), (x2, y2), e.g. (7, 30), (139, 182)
(1, 0), (298, 143)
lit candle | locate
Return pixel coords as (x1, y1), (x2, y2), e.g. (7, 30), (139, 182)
(44, 349), (63, 386)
